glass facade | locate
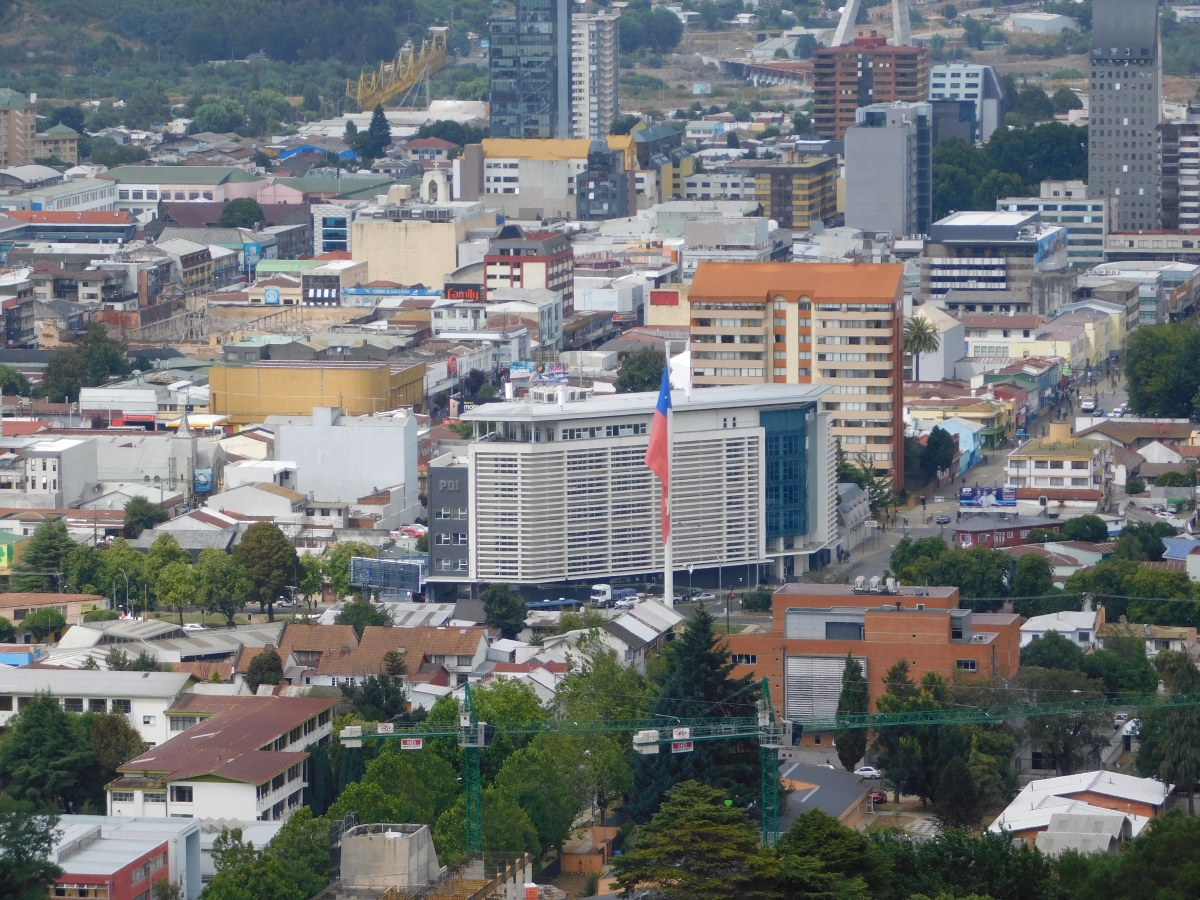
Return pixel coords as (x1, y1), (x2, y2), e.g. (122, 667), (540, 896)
(762, 406), (811, 539)
(489, 0), (569, 137)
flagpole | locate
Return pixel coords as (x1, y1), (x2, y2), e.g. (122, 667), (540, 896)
(664, 339), (673, 608)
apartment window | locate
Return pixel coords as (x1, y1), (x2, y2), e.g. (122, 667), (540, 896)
(731, 654), (757, 665)
(144, 793), (166, 803)
(454, 508), (468, 519)
(0, 697), (12, 711)
(63, 698), (83, 713)
(143, 715), (156, 725)
(1071, 460), (1089, 470)
(1034, 461), (1049, 469)
(956, 659), (977, 671)
(170, 786), (193, 803)
(112, 699), (132, 713)
(455, 533), (468, 545)
(111, 791), (134, 803)
(455, 559), (469, 571)
(169, 715), (199, 731)
(439, 558), (452, 570)
(436, 508), (451, 519)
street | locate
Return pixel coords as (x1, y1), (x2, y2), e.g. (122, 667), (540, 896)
(825, 366), (1132, 586)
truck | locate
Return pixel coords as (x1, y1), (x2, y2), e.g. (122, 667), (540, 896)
(1080, 393), (1096, 413)
(590, 584), (638, 607)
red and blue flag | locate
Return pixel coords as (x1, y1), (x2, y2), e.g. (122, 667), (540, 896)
(644, 363), (671, 543)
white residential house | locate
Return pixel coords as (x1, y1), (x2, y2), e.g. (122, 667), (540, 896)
(209, 482), (307, 520)
(1020, 609), (1104, 649)
(0, 670), (195, 746)
(107, 695), (336, 823)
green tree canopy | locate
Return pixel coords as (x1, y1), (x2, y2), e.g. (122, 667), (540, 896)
(22, 608), (66, 643)
(1013, 553), (1054, 597)
(776, 807), (890, 898)
(1124, 322), (1200, 418)
(0, 798), (63, 900)
(479, 583), (527, 639)
(218, 197), (266, 228)
(1019, 666), (1109, 774)
(431, 788), (541, 866)
(40, 323), (132, 403)
(0, 694), (95, 810)
(124, 496), (167, 538)
(933, 755), (982, 831)
(0, 363), (32, 396)
(834, 653), (868, 772)
(335, 597), (393, 637)
(193, 98), (245, 133)
(1062, 514), (1109, 543)
(245, 648), (283, 693)
(614, 781), (779, 900)
(616, 345), (667, 393)
(195, 548), (252, 626)
(233, 522), (298, 619)
(324, 541), (376, 599)
(10, 519), (74, 592)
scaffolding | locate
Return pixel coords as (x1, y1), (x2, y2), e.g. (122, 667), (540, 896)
(347, 30), (449, 110)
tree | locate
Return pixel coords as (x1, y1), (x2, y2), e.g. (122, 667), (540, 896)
(613, 781), (779, 900)
(233, 522), (298, 621)
(941, 3), (957, 18)
(296, 553), (324, 607)
(874, 665), (968, 806)
(834, 654), (868, 772)
(123, 496), (167, 538)
(1124, 322), (1200, 418)
(726, 131), (741, 149)
(245, 648), (283, 693)
(0, 615), (14, 643)
(480, 583), (527, 639)
(305, 744), (336, 817)
(609, 114), (643, 135)
(0, 799), (63, 900)
(88, 137), (148, 167)
(195, 549), (251, 626)
(1021, 631), (1086, 671)
(1020, 667), (1110, 774)
(193, 98), (245, 133)
(972, 169), (1025, 210)
(335, 597), (393, 637)
(324, 541), (376, 599)
(431, 788), (541, 865)
(342, 119), (359, 148)
(0, 694), (95, 810)
(301, 83), (321, 111)
(21, 608), (66, 643)
(0, 364), (32, 396)
(1013, 554), (1053, 597)
(10, 520), (73, 592)
(1159, 660), (1200, 814)
(903, 315), (941, 382)
(793, 34), (818, 58)
(615, 345), (666, 393)
(1126, 477), (1146, 495)
(934, 755), (982, 831)
(414, 120), (487, 147)
(155, 561), (197, 613)
(922, 427), (957, 480)
(495, 736), (579, 854)
(39, 323), (132, 403)
(89, 711), (146, 783)
(261, 808), (330, 899)
(1117, 521), (1176, 561)
(1051, 86), (1083, 114)
(106, 647), (167, 671)
(341, 674), (407, 721)
(775, 808), (890, 898)
(628, 609), (758, 820)
(218, 198), (266, 229)
(1062, 514), (1108, 543)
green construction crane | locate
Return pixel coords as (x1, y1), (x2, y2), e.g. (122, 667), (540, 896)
(341, 685), (1200, 854)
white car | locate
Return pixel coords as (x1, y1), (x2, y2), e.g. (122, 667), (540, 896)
(694, 592), (717, 603)
(1114, 713), (1129, 728)
(855, 766), (882, 780)
(183, 623), (207, 631)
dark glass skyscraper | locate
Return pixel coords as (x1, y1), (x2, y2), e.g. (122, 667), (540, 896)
(489, 0), (572, 138)
(1087, 0), (1162, 231)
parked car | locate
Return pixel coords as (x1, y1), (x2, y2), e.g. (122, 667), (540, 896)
(1115, 713), (1130, 728)
(694, 592), (717, 603)
(936, 513), (951, 524)
(870, 790), (887, 804)
(855, 766), (882, 780)
(183, 623), (207, 631)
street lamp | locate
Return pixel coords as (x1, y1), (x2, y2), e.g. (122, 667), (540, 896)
(117, 569), (130, 617)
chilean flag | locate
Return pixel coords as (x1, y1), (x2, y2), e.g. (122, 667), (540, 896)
(644, 363), (671, 543)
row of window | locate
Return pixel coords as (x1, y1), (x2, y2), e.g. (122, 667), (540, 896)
(1010, 459), (1090, 470)
(118, 189), (215, 201)
(435, 508), (469, 519)
(438, 558), (470, 571)
(436, 533), (468, 545)
(1, 696), (131, 713)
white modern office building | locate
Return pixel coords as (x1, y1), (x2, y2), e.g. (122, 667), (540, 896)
(455, 383), (838, 585)
(929, 63), (1006, 142)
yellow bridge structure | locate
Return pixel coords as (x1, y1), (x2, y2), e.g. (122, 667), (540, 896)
(346, 28), (449, 110)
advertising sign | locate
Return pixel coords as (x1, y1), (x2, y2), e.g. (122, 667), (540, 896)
(243, 242), (263, 274)
(444, 283), (484, 302)
(264, 288), (280, 306)
(650, 290), (680, 307)
(958, 486), (1017, 508)
(671, 741), (695, 753)
(377, 723), (395, 734)
(401, 738), (424, 750)
(510, 361), (570, 383)
(672, 727), (691, 741)
(1035, 228), (1067, 266)
(194, 469), (213, 493)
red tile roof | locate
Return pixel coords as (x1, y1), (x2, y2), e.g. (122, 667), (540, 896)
(405, 137), (458, 149)
(116, 695), (336, 785)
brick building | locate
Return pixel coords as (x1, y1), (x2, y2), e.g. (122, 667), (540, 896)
(812, 36), (928, 139)
(483, 224), (575, 312)
(723, 583), (1021, 746)
(954, 514), (1065, 549)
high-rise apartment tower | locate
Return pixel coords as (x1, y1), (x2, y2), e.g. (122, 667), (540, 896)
(571, 12), (619, 139)
(489, 0), (572, 138)
(1087, 0), (1162, 231)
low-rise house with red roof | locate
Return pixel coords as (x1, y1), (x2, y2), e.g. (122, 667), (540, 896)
(107, 694), (337, 823)
(401, 137), (458, 162)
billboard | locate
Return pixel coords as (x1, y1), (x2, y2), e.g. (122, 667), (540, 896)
(263, 288), (280, 306)
(650, 290), (680, 307)
(958, 486), (1016, 508)
(350, 556), (428, 594)
(1035, 228), (1067, 266)
(444, 283), (484, 302)
(510, 361), (569, 382)
(194, 469), (213, 493)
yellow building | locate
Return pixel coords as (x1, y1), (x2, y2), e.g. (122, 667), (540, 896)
(0, 532), (28, 575)
(351, 203), (496, 288)
(1005, 423), (1111, 493)
(748, 157), (839, 230)
(645, 283), (691, 327)
(34, 124), (80, 165)
(210, 361), (426, 424)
